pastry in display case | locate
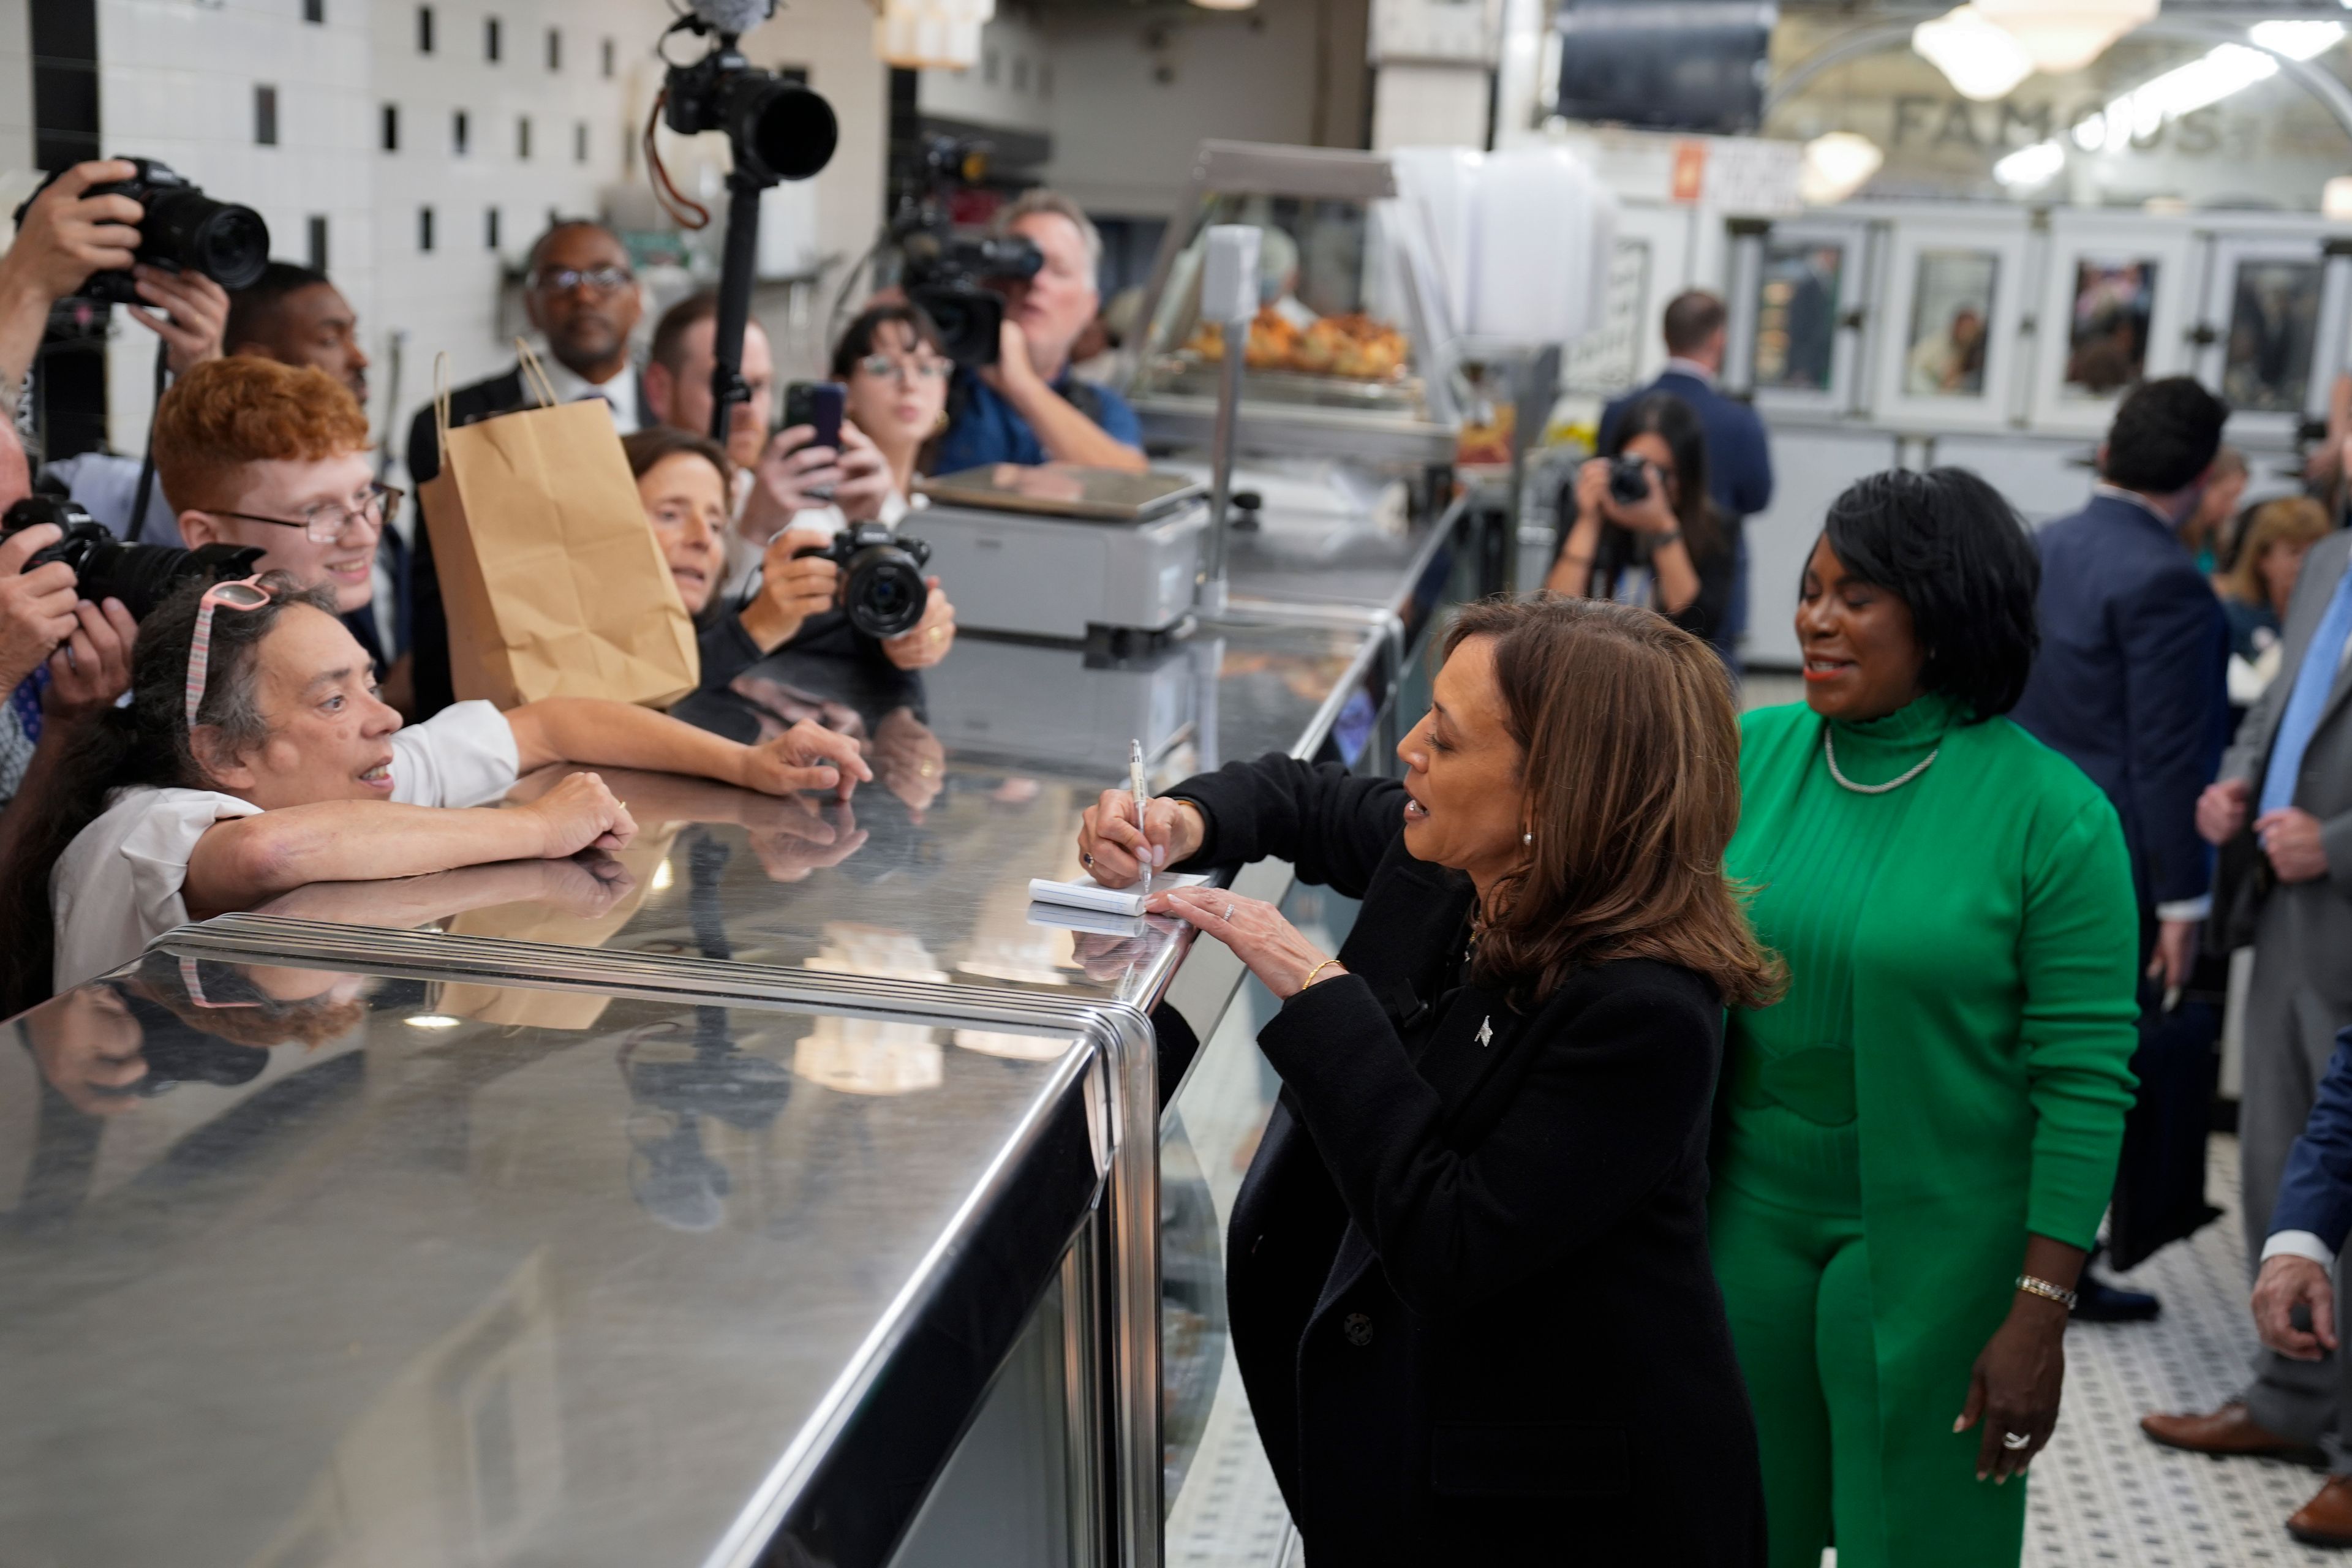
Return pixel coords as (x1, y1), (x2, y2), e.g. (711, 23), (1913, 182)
(1127, 141), (1460, 466)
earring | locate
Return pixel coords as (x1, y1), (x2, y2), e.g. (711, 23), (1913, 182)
(933, 410), (951, 435)
(1522, 831), (1533, 846)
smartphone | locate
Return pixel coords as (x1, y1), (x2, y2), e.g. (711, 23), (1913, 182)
(783, 380), (845, 454)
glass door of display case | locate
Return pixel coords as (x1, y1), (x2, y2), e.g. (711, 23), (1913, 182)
(2027, 214), (2197, 437)
(1869, 209), (2033, 434)
(1747, 220), (1872, 421)
(2195, 231), (2332, 442)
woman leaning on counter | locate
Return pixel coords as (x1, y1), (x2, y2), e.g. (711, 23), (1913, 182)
(1079, 595), (1778, 1562)
(1714, 469), (2140, 1568)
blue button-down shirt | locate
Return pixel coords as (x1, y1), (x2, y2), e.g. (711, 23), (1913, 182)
(933, 368), (1143, 473)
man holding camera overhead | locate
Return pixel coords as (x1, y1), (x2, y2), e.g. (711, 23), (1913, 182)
(933, 191), (1147, 475)
(401, 219), (649, 720)
(0, 159), (236, 546)
(0, 159), (243, 816)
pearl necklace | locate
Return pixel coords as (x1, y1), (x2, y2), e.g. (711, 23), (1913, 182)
(1823, 730), (1939, 794)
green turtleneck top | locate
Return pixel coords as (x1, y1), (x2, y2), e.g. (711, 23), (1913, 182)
(1717, 692), (1965, 1208)
(1716, 691), (2141, 1244)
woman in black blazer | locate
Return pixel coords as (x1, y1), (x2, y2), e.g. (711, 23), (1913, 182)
(1080, 596), (1781, 1564)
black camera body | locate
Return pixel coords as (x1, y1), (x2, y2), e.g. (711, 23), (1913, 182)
(13, 158), (270, 306)
(663, 44), (837, 187)
(888, 137), (1043, 368)
(1605, 454), (1654, 507)
(795, 524), (933, 641)
(2, 496), (266, 620)
(904, 233), (1043, 371)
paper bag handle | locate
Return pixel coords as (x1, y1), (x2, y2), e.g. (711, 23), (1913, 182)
(432, 351), (455, 442)
(514, 339), (560, 409)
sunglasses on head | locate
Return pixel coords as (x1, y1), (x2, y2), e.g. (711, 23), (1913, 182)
(183, 576), (276, 734)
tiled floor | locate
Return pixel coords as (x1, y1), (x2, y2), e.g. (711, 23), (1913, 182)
(2026, 1135), (2340, 1567)
(1166, 1134), (2331, 1567)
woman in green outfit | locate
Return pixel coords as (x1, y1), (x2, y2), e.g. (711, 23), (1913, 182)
(1713, 468), (2141, 1567)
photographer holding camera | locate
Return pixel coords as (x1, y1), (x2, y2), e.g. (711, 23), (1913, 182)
(0, 417), (139, 828)
(1, 159), (237, 545)
(1545, 392), (1735, 652)
(933, 191), (1146, 475)
(641, 292), (899, 601)
(623, 427), (955, 690)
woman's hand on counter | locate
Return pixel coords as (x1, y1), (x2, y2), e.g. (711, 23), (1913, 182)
(737, 719), (873, 800)
(519, 771), (638, 858)
(1145, 885), (1343, 1002)
(1079, 790), (1205, 886)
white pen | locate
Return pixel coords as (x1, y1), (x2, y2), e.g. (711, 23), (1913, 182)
(1129, 737), (1153, 892)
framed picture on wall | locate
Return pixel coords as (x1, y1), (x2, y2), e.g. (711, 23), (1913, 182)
(2025, 214), (2195, 435)
(1747, 220), (1871, 418)
(1901, 251), (1997, 399)
(2190, 232), (2336, 441)
(1871, 212), (2031, 432)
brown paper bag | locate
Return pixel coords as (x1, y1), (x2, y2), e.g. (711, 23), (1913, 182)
(419, 344), (697, 709)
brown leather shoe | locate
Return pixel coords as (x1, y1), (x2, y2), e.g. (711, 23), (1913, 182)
(2289, 1477), (2352, 1547)
(2141, 1401), (2323, 1463)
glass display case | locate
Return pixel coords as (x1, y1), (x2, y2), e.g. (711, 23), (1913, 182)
(1126, 141), (1461, 467)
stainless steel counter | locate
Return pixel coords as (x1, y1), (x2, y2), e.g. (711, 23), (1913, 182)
(0, 492), (1498, 1568)
(0, 943), (1134, 1568)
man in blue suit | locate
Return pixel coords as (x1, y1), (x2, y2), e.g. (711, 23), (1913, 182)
(1600, 290), (1772, 668)
(2240, 1026), (2352, 1544)
(2010, 375), (2233, 1318)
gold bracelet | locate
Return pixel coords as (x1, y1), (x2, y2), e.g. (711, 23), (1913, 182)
(1299, 958), (1343, 991)
(2015, 1273), (2078, 1311)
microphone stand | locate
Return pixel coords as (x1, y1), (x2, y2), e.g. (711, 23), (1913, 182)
(706, 37), (778, 445)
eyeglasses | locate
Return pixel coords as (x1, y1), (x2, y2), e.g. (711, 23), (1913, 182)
(858, 354), (950, 385)
(533, 265), (635, 296)
(184, 576), (276, 731)
(209, 482), (401, 546)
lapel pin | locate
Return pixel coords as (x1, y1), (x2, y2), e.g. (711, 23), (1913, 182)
(1477, 1016), (1493, 1049)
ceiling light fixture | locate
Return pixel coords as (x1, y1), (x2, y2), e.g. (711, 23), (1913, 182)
(1995, 18), (2343, 188)
(875, 0), (995, 70)
(1973, 0), (2159, 77)
(1913, 6), (2035, 102)
(1800, 132), (1884, 206)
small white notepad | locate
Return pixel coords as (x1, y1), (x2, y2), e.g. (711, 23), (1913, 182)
(1025, 872), (1212, 919)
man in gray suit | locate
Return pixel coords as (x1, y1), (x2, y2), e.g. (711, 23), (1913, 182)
(2143, 522), (2352, 1543)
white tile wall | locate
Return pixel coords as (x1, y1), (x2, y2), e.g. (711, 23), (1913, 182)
(56, 0), (889, 456)
(0, 0), (34, 175)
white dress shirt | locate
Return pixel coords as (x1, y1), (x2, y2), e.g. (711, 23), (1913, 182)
(539, 353), (642, 435)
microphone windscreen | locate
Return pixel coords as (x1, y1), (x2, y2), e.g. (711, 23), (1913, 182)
(688, 0), (777, 35)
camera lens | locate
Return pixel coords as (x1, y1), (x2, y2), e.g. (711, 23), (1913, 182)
(842, 551), (929, 641)
(731, 75), (839, 184)
(140, 186), (271, 292)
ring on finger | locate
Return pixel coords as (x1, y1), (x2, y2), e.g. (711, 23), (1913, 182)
(2000, 1432), (2032, 1451)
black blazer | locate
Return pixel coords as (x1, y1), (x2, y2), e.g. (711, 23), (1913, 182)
(1175, 755), (1763, 1566)
(400, 366), (650, 718)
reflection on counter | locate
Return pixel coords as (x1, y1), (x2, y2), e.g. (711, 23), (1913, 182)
(1, 947), (1098, 1567)
(246, 622), (1389, 1017)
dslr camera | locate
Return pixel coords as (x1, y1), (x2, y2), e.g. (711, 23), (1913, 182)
(794, 524), (933, 641)
(889, 137), (1042, 368)
(1605, 454), (1654, 508)
(12, 158), (270, 306)
(1, 496), (265, 620)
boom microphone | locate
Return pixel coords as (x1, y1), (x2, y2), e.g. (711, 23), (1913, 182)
(684, 0), (777, 36)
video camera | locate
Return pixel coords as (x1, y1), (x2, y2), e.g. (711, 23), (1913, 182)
(1, 496), (265, 620)
(12, 158), (270, 307)
(889, 136), (1042, 368)
(795, 522), (933, 641)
